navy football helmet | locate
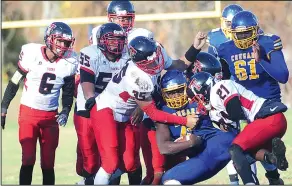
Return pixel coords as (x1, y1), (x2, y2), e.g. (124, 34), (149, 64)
(44, 22), (75, 58)
(187, 72), (215, 115)
(128, 36), (164, 75)
(107, 1), (135, 33)
(220, 4), (244, 39)
(96, 22), (127, 59)
(231, 11), (259, 49)
(186, 52), (222, 82)
(161, 70), (188, 109)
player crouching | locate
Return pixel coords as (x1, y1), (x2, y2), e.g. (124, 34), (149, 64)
(155, 70), (235, 185)
(187, 72), (288, 185)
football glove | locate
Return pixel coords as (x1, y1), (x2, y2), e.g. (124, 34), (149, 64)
(1, 114), (6, 130)
(56, 108), (70, 127)
(85, 97), (96, 111)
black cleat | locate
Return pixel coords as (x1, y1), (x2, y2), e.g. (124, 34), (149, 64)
(271, 138), (289, 171)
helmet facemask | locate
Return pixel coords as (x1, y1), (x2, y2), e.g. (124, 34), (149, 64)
(99, 32), (127, 60)
(47, 34), (75, 58)
(162, 84), (188, 109)
(231, 26), (259, 49)
(132, 46), (164, 75)
(108, 11), (135, 33)
(220, 17), (233, 39)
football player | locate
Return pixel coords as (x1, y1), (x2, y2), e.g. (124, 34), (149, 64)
(207, 4), (243, 81)
(155, 70), (235, 185)
(82, 36), (202, 185)
(127, 28), (208, 184)
(217, 10), (289, 184)
(1, 22), (78, 185)
(75, 22), (130, 185)
(187, 72), (288, 185)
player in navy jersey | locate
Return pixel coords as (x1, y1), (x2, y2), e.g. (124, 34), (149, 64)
(216, 10), (289, 184)
(155, 70), (235, 184)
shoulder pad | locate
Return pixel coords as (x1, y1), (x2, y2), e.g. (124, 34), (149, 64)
(259, 34), (283, 52)
(22, 43), (44, 51)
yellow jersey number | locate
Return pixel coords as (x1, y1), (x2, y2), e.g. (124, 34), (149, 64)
(234, 59), (259, 81)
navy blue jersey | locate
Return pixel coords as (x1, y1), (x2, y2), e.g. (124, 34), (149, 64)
(161, 102), (217, 141)
(217, 34), (287, 102)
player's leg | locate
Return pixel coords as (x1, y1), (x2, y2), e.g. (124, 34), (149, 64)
(231, 113), (287, 184)
(18, 105), (40, 185)
(140, 122), (154, 185)
(76, 114), (100, 177)
(90, 108), (119, 184)
(73, 113), (84, 177)
(261, 161), (284, 185)
(127, 124), (142, 185)
(118, 123), (142, 185)
(38, 110), (59, 185)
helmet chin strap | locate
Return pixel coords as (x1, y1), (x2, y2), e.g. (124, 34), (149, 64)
(103, 51), (121, 62)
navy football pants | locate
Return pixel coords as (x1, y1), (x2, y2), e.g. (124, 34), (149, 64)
(161, 129), (235, 184)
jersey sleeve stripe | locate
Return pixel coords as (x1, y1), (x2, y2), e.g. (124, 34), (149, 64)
(239, 96), (254, 111)
(273, 38), (281, 43)
(17, 61), (28, 73)
(80, 66), (94, 75)
(223, 93), (239, 107)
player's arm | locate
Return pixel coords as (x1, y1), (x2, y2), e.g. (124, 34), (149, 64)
(1, 68), (27, 114)
(61, 75), (75, 115)
(155, 123), (200, 155)
(79, 52), (96, 100)
(1, 45), (29, 117)
(165, 32), (207, 71)
(258, 36), (289, 83)
(74, 73), (80, 98)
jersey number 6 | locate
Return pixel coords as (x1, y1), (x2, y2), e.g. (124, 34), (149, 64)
(39, 72), (56, 95)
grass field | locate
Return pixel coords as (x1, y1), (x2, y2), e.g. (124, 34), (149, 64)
(1, 88), (292, 185)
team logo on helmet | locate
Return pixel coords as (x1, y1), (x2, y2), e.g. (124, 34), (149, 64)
(189, 78), (202, 92)
(46, 23), (57, 35)
(129, 45), (137, 57)
(192, 60), (203, 73)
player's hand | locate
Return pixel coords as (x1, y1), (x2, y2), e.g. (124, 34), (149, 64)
(252, 40), (260, 63)
(193, 32), (207, 50)
(186, 113), (200, 129)
(85, 97), (96, 111)
(1, 113), (6, 130)
(56, 109), (69, 127)
(131, 107), (144, 126)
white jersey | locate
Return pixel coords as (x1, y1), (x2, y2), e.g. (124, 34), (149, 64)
(95, 61), (154, 122)
(18, 43), (78, 111)
(210, 80), (265, 122)
(89, 25), (102, 45)
(76, 45), (129, 111)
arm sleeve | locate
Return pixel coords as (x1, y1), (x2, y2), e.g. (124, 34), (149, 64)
(1, 68), (27, 111)
(61, 75), (75, 114)
(259, 35), (289, 83)
(141, 102), (187, 125)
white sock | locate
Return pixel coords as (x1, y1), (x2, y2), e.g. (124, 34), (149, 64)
(250, 163), (257, 175)
(164, 180), (181, 185)
(94, 167), (111, 185)
(227, 160), (238, 175)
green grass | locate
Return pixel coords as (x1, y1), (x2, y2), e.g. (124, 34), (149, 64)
(1, 89), (292, 184)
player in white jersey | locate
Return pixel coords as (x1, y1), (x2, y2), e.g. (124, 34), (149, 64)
(1, 22), (77, 185)
(187, 71), (288, 185)
(74, 22), (129, 184)
(81, 36), (201, 185)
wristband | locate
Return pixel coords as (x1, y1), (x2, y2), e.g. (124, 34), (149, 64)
(185, 45), (201, 63)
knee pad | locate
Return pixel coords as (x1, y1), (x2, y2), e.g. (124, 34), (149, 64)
(164, 179), (181, 185)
